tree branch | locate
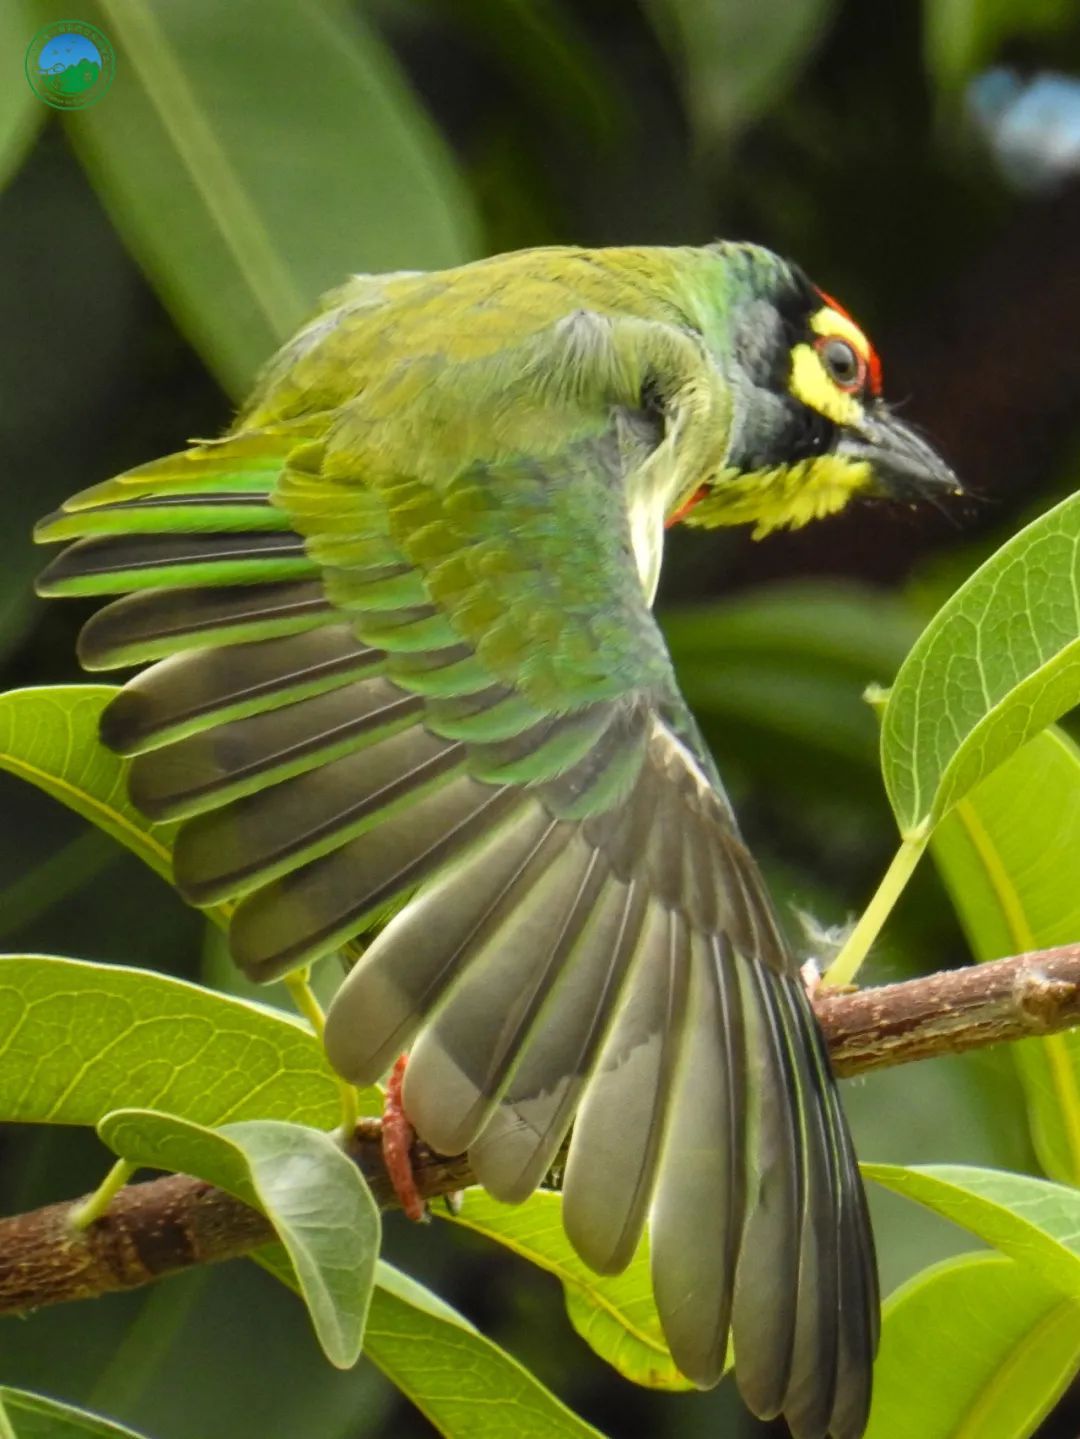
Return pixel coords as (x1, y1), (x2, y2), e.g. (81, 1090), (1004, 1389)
(3, 942), (1080, 1318)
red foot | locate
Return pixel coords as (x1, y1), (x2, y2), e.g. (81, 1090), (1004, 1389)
(382, 1054), (426, 1222)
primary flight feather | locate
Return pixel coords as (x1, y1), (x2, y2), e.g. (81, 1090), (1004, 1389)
(35, 242), (958, 1439)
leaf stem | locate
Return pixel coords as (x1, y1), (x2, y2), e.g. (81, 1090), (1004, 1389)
(68, 1159), (137, 1232)
(284, 968), (326, 1039)
(825, 833), (929, 988)
(283, 969), (360, 1141)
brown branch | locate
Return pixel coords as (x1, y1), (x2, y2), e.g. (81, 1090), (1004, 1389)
(3, 942), (1080, 1318)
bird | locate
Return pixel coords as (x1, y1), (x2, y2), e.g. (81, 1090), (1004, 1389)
(34, 242), (958, 1439)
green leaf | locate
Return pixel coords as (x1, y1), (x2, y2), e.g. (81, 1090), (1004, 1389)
(99, 1110), (378, 1368)
(447, 1189), (691, 1390)
(0, 954), (343, 1129)
(643, 0), (837, 144)
(0, 1387), (151, 1438)
(365, 1262), (607, 1438)
(0, 685), (237, 928)
(65, 0), (479, 395)
(0, 3), (44, 194)
(254, 1250), (608, 1435)
(867, 1253), (1080, 1439)
(880, 492), (1080, 837)
(932, 727), (1080, 1184)
(865, 1162), (1080, 1299)
(0, 686), (177, 886)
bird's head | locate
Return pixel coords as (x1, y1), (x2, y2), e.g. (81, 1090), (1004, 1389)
(672, 247), (961, 536)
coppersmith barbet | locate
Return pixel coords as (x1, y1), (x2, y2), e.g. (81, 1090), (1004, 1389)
(35, 243), (957, 1438)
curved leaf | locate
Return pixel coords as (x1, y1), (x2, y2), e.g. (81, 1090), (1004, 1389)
(0, 2), (44, 194)
(99, 1110), (379, 1368)
(446, 1189), (690, 1390)
(0, 954), (344, 1129)
(253, 1251), (607, 1436)
(365, 1262), (607, 1438)
(867, 1253), (1080, 1439)
(0, 1388), (151, 1438)
(69, 0), (480, 395)
(881, 491), (1080, 836)
(932, 727), (1080, 1183)
(0, 686), (176, 886)
(866, 1162), (1080, 1299)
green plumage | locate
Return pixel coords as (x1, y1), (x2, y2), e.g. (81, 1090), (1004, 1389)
(35, 243), (890, 1439)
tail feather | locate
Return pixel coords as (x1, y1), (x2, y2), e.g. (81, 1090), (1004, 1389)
(729, 963), (802, 1419)
(402, 841), (609, 1154)
(562, 905), (690, 1275)
(323, 801), (564, 1085)
(648, 932), (746, 1388)
(469, 878), (647, 1203)
(772, 980), (841, 1438)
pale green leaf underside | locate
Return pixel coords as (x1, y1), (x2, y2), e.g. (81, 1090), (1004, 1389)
(99, 1110), (379, 1367)
(447, 1190), (689, 1390)
(866, 1162), (1080, 1299)
(0, 1387), (151, 1439)
(866, 1252), (1080, 1439)
(881, 491), (1080, 835)
(0, 954), (342, 1129)
(932, 726), (1080, 1185)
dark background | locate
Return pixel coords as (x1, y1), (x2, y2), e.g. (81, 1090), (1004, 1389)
(2, 1), (1080, 1434)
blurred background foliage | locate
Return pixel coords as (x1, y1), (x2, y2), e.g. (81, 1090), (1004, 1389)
(2, 0), (1080, 1435)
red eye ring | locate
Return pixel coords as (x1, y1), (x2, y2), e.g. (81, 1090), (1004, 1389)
(814, 334), (868, 394)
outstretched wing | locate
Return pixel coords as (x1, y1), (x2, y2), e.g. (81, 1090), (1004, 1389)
(35, 305), (876, 1439)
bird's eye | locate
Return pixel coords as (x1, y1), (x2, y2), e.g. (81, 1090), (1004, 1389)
(815, 335), (866, 393)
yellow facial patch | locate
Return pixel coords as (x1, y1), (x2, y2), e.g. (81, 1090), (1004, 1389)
(787, 304), (877, 428)
(788, 344), (863, 428)
(682, 455), (874, 539)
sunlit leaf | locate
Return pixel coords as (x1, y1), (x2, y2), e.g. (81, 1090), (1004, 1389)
(0, 1387), (151, 1438)
(447, 1189), (690, 1390)
(933, 727), (1080, 1184)
(255, 1249), (608, 1435)
(0, 954), (344, 1129)
(867, 1253), (1080, 1439)
(99, 1110), (379, 1368)
(65, 0), (480, 395)
(866, 1163), (1080, 1299)
(881, 492), (1080, 837)
(366, 1262), (607, 1437)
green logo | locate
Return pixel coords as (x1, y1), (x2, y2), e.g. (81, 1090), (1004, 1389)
(25, 20), (115, 110)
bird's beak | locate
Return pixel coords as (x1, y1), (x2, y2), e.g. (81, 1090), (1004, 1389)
(836, 405), (962, 501)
